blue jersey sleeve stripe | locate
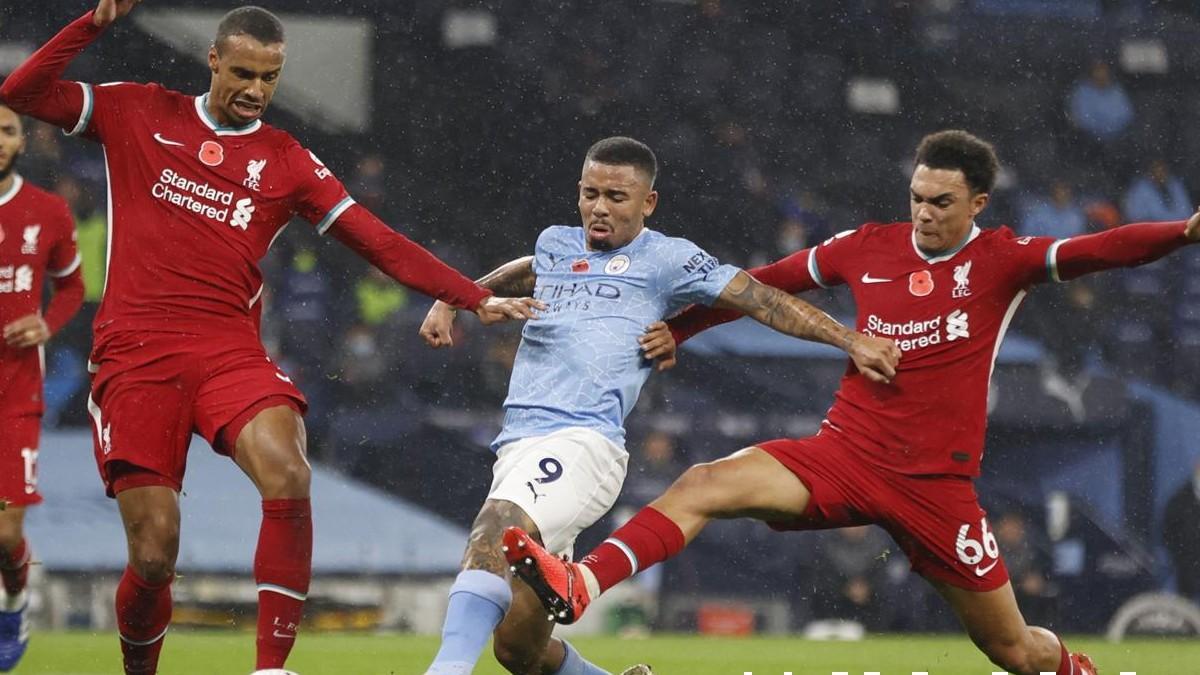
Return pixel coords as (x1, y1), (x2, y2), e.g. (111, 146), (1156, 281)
(1045, 239), (1064, 283)
(316, 196), (356, 235)
(807, 248), (830, 288)
(65, 82), (93, 137)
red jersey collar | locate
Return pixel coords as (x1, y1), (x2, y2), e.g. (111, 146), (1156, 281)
(911, 222), (981, 264)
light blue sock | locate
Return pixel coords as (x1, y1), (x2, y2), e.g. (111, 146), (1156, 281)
(553, 639), (610, 675)
(425, 570), (512, 675)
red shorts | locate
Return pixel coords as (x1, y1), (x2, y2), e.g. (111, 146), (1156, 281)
(87, 332), (306, 497)
(759, 431), (1009, 592)
(0, 415), (42, 507)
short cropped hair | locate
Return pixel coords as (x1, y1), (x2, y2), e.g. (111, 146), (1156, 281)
(215, 6), (285, 51)
(913, 130), (999, 195)
(585, 136), (658, 187)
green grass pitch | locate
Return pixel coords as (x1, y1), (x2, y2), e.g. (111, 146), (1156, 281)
(13, 631), (1199, 674)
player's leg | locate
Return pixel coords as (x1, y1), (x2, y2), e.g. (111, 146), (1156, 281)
(500, 579), (621, 675)
(88, 338), (200, 674)
(429, 499), (613, 675)
(507, 446), (811, 623)
(0, 506), (31, 670)
(427, 498), (564, 675)
(586, 445), (811, 594)
(114, 483), (180, 675)
(877, 472), (1096, 675)
(231, 403), (312, 672)
(931, 579), (1094, 675)
(0, 507), (29, 599)
(430, 428), (624, 675)
(495, 581), (611, 675)
(426, 499), (526, 675)
(0, 415), (39, 670)
(193, 345), (312, 672)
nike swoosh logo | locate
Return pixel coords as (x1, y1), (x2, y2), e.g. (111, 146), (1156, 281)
(861, 273), (892, 284)
(275, 373), (293, 383)
(272, 630), (296, 639)
(153, 133), (184, 147)
(974, 560), (998, 577)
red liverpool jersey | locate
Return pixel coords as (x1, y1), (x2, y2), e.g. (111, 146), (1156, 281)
(0, 175), (81, 416)
(66, 82), (352, 340)
(670, 219), (1191, 478)
(803, 222), (1057, 477)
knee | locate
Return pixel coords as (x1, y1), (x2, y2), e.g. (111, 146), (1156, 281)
(274, 455), (311, 494)
(674, 463), (714, 490)
(0, 520), (23, 553)
(129, 555), (175, 585)
(126, 515), (179, 583)
(671, 463), (721, 501)
(256, 448), (311, 498)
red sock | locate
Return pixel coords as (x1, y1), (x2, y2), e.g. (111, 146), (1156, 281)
(1054, 634), (1071, 675)
(580, 507), (685, 593)
(115, 565), (172, 675)
(255, 498), (312, 669)
(0, 538), (30, 597)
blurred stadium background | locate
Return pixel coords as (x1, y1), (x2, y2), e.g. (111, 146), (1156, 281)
(4, 0), (1200, 671)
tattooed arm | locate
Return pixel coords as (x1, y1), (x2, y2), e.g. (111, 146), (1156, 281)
(475, 256), (537, 297)
(420, 256), (539, 348)
(714, 271), (902, 383)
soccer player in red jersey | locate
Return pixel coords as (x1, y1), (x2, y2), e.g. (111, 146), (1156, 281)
(506, 130), (1200, 675)
(0, 2), (538, 673)
(0, 103), (85, 671)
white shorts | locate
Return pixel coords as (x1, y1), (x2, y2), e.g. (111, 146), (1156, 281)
(489, 427), (629, 558)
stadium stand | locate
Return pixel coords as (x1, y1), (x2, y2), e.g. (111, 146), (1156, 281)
(5, 0), (1200, 640)
(27, 432), (467, 574)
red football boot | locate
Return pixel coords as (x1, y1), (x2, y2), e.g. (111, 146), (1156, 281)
(1072, 652), (1098, 675)
(502, 526), (592, 624)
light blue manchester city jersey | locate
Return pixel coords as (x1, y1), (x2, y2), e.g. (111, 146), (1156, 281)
(492, 226), (740, 451)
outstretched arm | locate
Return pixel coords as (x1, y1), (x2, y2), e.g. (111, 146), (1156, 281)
(713, 271), (900, 383)
(0, 3), (139, 129)
(419, 256), (540, 348)
(93, 0), (143, 27)
(668, 247), (821, 344)
(1051, 214), (1198, 282)
(328, 206), (539, 326)
(475, 256), (537, 297)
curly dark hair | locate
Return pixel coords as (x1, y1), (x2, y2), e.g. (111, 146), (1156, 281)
(913, 130), (999, 195)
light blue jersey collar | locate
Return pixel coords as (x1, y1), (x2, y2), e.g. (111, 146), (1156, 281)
(581, 226), (650, 253)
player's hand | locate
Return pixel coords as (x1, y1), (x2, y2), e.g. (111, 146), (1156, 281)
(3, 314), (50, 349)
(473, 296), (544, 326)
(419, 301), (458, 348)
(1186, 208), (1200, 242)
(94, 0), (142, 27)
(846, 332), (901, 384)
(639, 321), (678, 372)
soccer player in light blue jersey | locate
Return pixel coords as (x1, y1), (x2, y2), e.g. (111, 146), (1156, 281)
(418, 137), (900, 675)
